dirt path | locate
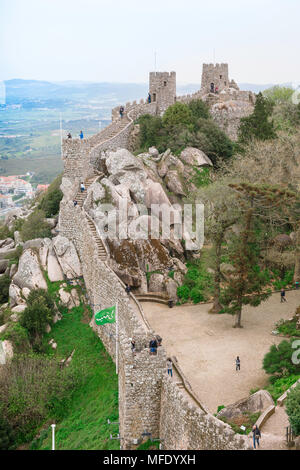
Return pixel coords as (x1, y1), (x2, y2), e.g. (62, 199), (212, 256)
(141, 290), (299, 413)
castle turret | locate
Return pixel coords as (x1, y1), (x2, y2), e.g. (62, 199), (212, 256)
(201, 63), (235, 93)
(149, 71), (176, 115)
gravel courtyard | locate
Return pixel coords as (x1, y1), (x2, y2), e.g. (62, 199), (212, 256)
(142, 290), (300, 413)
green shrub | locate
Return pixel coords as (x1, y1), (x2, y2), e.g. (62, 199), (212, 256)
(0, 353), (85, 443)
(0, 415), (15, 450)
(276, 318), (300, 338)
(239, 92), (276, 143)
(285, 384), (300, 435)
(188, 99), (210, 120)
(38, 174), (63, 217)
(21, 289), (55, 349)
(0, 275), (10, 304)
(20, 209), (51, 242)
(162, 102), (193, 128)
(266, 374), (300, 402)
(177, 285), (190, 303)
(0, 322), (30, 353)
(263, 340), (300, 377)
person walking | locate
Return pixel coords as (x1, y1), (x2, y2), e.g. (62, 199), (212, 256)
(130, 338), (136, 354)
(167, 358), (173, 377)
(280, 288), (287, 302)
(252, 425), (261, 449)
(80, 182), (85, 193)
(125, 284), (131, 295)
(79, 130), (84, 140)
(119, 106), (124, 118)
(235, 356), (241, 371)
(149, 337), (158, 355)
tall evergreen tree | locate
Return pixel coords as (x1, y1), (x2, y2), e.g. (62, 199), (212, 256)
(238, 92), (276, 143)
(220, 207), (271, 328)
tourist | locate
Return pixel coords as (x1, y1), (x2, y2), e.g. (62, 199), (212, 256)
(295, 281), (299, 290)
(215, 86), (219, 94)
(73, 200), (78, 207)
(79, 130), (84, 139)
(210, 82), (215, 93)
(80, 182), (85, 193)
(156, 335), (162, 347)
(168, 299), (173, 308)
(125, 284), (131, 295)
(252, 424), (261, 449)
(149, 337), (158, 355)
(130, 338), (136, 354)
(167, 358), (173, 377)
(280, 288), (287, 302)
(119, 106), (124, 118)
(147, 92), (151, 103)
(67, 132), (72, 139)
(235, 356), (240, 371)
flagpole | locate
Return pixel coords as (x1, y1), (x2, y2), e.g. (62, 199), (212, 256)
(116, 301), (118, 375)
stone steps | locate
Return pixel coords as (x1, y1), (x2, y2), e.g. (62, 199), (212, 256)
(135, 292), (169, 305)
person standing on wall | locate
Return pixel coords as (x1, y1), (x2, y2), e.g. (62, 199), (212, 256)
(147, 92), (151, 103)
(119, 106), (124, 118)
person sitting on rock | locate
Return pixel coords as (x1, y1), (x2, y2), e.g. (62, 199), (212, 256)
(67, 132), (72, 139)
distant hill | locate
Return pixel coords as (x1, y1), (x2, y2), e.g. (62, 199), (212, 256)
(4, 79), (294, 107)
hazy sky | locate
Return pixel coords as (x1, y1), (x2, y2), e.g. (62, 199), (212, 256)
(1, 0), (300, 84)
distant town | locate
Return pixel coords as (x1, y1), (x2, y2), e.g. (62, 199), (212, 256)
(0, 173), (49, 217)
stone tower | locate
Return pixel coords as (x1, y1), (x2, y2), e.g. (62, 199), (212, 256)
(201, 63), (230, 93)
(149, 71), (176, 115)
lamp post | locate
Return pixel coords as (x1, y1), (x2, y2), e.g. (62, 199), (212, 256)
(51, 424), (56, 450)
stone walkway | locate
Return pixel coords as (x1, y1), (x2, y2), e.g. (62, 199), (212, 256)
(254, 406), (290, 450)
(141, 291), (300, 414)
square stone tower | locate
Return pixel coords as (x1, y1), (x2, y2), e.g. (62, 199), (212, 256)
(201, 63), (230, 93)
(149, 71), (176, 115)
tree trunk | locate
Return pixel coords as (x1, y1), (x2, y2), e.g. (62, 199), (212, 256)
(209, 237), (223, 313)
(234, 307), (243, 328)
(293, 227), (300, 283)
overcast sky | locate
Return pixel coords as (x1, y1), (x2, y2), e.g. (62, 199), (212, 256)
(1, 0), (300, 84)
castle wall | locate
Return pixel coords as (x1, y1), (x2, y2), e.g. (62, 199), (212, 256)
(160, 377), (249, 450)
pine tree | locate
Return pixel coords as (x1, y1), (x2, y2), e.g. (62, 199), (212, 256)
(220, 208), (271, 327)
(238, 92), (276, 143)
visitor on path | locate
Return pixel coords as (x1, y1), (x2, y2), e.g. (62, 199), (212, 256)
(79, 130), (84, 139)
(130, 338), (136, 354)
(156, 335), (162, 347)
(252, 425), (261, 449)
(295, 281), (299, 290)
(73, 200), (78, 207)
(149, 337), (158, 355)
(215, 86), (219, 94)
(168, 299), (173, 308)
(80, 182), (85, 193)
(147, 92), (151, 103)
(210, 82), (215, 93)
(280, 288), (287, 302)
(167, 358), (173, 377)
(67, 132), (72, 139)
(119, 106), (124, 118)
(125, 284), (131, 295)
(235, 356), (240, 371)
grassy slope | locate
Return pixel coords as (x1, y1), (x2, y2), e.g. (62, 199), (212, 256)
(35, 305), (119, 450)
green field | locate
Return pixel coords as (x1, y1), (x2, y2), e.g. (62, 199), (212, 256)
(32, 305), (119, 450)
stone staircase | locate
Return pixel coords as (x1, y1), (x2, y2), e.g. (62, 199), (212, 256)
(75, 175), (98, 208)
(135, 292), (169, 305)
(86, 217), (107, 261)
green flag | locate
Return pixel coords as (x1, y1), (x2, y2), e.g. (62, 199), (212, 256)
(95, 305), (116, 326)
